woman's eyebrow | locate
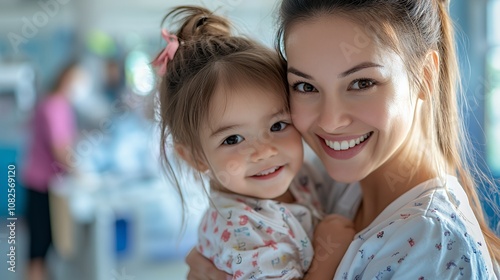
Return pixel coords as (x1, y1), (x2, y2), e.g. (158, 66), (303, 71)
(288, 62), (383, 80)
(287, 67), (313, 79)
(338, 62), (383, 78)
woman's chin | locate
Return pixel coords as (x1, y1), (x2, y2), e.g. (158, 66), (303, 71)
(326, 168), (365, 184)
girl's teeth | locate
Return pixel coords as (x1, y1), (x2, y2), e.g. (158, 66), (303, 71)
(256, 166), (279, 176)
(325, 132), (372, 151)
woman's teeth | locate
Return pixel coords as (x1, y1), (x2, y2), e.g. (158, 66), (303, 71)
(325, 132), (372, 151)
(256, 166), (280, 176)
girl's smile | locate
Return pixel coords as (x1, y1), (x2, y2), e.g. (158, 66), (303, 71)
(249, 165), (284, 179)
(198, 84), (304, 199)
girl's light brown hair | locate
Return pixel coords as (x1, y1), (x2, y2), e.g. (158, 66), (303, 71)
(277, 0), (500, 262)
(156, 5), (288, 222)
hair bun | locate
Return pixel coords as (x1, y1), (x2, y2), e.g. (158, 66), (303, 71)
(164, 6), (232, 42)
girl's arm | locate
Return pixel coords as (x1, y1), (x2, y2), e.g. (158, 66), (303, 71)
(305, 214), (355, 280)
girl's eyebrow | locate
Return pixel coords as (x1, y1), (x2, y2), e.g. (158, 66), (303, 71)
(271, 108), (288, 119)
(287, 62), (383, 80)
(210, 108), (288, 138)
(210, 124), (240, 138)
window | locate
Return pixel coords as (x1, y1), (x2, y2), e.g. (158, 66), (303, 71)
(486, 0), (500, 176)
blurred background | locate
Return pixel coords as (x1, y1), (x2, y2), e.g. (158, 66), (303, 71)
(0, 0), (499, 279)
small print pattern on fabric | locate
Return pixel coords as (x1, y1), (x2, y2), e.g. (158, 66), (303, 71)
(197, 165), (324, 279)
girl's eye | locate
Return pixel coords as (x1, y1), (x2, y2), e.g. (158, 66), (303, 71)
(350, 79), (376, 90)
(222, 135), (244, 145)
(292, 82), (317, 93)
(270, 121), (288, 132)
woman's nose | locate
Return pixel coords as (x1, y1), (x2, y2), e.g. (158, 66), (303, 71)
(250, 142), (278, 162)
(317, 96), (352, 133)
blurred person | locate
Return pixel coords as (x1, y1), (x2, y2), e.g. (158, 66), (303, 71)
(103, 58), (125, 103)
(21, 60), (82, 280)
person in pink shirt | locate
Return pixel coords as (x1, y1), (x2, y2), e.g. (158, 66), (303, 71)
(22, 61), (80, 280)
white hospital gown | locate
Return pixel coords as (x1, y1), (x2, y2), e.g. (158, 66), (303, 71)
(197, 165), (324, 280)
(334, 175), (498, 280)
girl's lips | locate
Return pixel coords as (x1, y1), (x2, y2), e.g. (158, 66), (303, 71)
(250, 165), (284, 180)
(318, 132), (373, 160)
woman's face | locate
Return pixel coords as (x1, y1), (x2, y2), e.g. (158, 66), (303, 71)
(285, 15), (421, 183)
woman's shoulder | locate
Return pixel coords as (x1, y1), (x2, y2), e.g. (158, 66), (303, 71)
(346, 175), (495, 279)
(398, 175), (482, 232)
(346, 211), (495, 279)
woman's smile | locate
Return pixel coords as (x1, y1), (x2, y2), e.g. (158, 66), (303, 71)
(318, 131), (374, 160)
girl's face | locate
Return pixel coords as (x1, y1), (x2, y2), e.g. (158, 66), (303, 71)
(198, 84), (304, 199)
(285, 15), (421, 183)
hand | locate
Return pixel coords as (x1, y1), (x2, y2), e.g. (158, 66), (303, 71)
(314, 214), (356, 243)
(185, 248), (232, 280)
(305, 214), (355, 280)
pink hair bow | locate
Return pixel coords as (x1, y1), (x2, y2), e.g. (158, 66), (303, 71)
(153, 29), (180, 75)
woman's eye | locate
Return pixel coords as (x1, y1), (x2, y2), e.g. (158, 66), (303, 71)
(293, 82), (317, 93)
(270, 121), (288, 132)
(222, 135), (244, 145)
(350, 79), (376, 90)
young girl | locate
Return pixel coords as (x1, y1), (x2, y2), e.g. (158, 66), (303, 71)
(154, 6), (354, 280)
(187, 0), (500, 279)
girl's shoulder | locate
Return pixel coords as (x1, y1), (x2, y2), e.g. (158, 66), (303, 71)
(203, 191), (302, 231)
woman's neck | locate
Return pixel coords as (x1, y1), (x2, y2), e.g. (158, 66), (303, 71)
(354, 152), (437, 232)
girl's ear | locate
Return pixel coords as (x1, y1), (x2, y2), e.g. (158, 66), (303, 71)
(419, 50), (440, 100)
(174, 144), (209, 172)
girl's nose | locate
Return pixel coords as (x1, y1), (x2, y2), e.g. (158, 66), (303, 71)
(250, 142), (278, 162)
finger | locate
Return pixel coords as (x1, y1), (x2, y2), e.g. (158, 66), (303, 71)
(185, 248), (198, 264)
(323, 214), (353, 225)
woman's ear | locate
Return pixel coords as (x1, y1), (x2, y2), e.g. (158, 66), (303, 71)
(419, 50), (440, 100)
(174, 144), (209, 172)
